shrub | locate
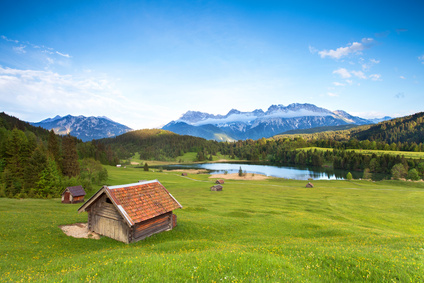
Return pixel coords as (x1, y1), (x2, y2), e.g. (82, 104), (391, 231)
(407, 168), (420, 181)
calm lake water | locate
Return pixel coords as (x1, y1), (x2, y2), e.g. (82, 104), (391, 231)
(161, 162), (374, 180)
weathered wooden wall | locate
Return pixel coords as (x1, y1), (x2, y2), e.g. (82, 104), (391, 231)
(130, 212), (173, 243)
(61, 190), (84, 204)
(87, 194), (130, 243)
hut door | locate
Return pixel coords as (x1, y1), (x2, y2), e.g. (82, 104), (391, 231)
(64, 192), (70, 202)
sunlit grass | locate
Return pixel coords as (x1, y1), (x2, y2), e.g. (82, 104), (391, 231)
(1, 166), (424, 282)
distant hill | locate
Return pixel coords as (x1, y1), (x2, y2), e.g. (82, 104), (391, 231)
(352, 112), (424, 144)
(98, 129), (220, 161)
(31, 115), (132, 142)
(163, 103), (379, 141)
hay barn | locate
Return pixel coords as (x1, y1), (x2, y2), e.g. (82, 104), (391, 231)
(215, 179), (225, 184)
(211, 185), (223, 191)
(77, 180), (182, 243)
(62, 185), (86, 204)
(306, 182), (314, 188)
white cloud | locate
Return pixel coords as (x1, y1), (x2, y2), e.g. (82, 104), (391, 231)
(327, 92), (338, 97)
(308, 45), (318, 54)
(1, 35), (19, 43)
(0, 66), (179, 129)
(333, 68), (351, 78)
(333, 82), (345, 86)
(318, 38), (374, 59)
(419, 55), (424, 64)
(0, 66), (124, 116)
(2, 35), (72, 61)
(369, 74), (382, 81)
(333, 68), (369, 80)
(351, 70), (366, 79)
(400, 75), (406, 80)
(13, 45), (27, 54)
(56, 51), (71, 58)
(362, 58), (380, 71)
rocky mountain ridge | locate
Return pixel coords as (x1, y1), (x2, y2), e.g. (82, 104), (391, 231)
(31, 115), (132, 142)
(163, 103), (392, 141)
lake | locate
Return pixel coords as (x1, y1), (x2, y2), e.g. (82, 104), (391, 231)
(159, 162), (377, 180)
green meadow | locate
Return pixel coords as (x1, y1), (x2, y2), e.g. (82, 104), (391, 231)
(1, 165), (424, 282)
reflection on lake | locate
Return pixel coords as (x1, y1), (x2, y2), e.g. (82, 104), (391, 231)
(161, 162), (371, 180)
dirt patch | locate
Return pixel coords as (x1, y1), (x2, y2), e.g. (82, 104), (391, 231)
(59, 223), (101, 240)
(210, 173), (270, 181)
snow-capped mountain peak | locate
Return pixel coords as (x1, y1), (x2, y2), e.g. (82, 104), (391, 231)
(31, 115), (132, 141)
(163, 103), (377, 141)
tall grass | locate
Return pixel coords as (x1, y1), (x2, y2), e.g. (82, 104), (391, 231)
(1, 166), (424, 282)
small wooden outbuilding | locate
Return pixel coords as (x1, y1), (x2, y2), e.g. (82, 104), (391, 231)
(77, 180), (182, 243)
(62, 185), (86, 204)
(181, 173), (187, 176)
(306, 182), (314, 188)
(210, 185), (223, 191)
(215, 179), (225, 184)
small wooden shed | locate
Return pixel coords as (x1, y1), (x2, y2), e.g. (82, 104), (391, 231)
(215, 179), (225, 184)
(181, 173), (187, 176)
(210, 185), (223, 191)
(62, 185), (86, 204)
(77, 180), (182, 243)
(306, 182), (314, 188)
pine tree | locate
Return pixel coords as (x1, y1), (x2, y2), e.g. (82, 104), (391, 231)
(48, 130), (61, 171)
(61, 134), (80, 177)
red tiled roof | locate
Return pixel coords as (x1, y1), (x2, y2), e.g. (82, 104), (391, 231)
(106, 181), (182, 225)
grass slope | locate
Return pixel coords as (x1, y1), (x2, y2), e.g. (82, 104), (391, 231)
(1, 166), (424, 282)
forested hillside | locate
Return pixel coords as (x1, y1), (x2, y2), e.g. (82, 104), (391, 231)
(0, 113), (118, 198)
(98, 129), (222, 161)
(352, 112), (424, 144)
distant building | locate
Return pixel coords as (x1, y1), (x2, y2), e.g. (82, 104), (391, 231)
(210, 185), (223, 191)
(215, 179), (225, 184)
(306, 182), (314, 188)
(61, 185), (86, 204)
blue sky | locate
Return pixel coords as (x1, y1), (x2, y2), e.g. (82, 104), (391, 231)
(1, 0), (423, 129)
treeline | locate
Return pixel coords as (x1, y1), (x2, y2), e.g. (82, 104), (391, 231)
(0, 113), (118, 198)
(269, 148), (424, 179)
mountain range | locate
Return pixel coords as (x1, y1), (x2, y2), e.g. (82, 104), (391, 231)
(31, 115), (132, 142)
(163, 103), (392, 141)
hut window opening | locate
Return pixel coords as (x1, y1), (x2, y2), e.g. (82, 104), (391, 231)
(105, 197), (112, 204)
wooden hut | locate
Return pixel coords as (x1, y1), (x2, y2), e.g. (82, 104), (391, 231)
(77, 180), (182, 243)
(306, 182), (314, 188)
(210, 185), (223, 191)
(215, 179), (225, 184)
(181, 173), (187, 176)
(62, 185), (86, 204)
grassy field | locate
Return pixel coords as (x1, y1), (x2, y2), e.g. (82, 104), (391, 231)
(1, 166), (424, 282)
